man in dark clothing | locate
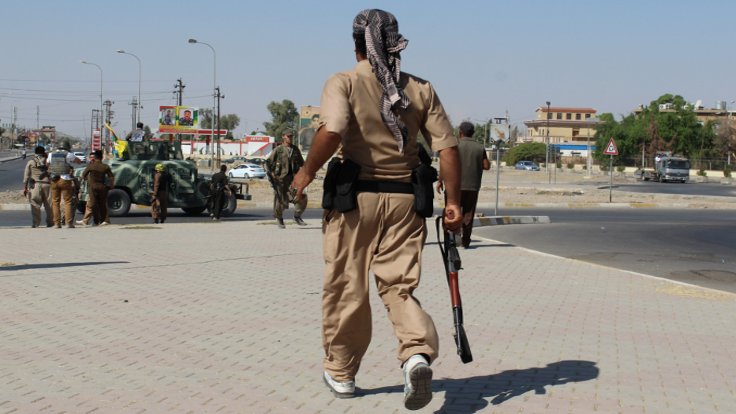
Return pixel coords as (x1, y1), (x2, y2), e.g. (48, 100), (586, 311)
(210, 164), (229, 220)
(437, 122), (490, 247)
(81, 150), (115, 226)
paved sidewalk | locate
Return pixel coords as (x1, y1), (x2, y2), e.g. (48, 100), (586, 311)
(1, 219), (735, 413)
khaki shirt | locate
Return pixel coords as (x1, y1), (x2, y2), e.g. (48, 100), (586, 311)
(24, 155), (50, 186)
(81, 162), (114, 187)
(320, 60), (457, 182)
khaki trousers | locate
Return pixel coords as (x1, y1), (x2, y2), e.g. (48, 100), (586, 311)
(322, 192), (439, 381)
(50, 179), (75, 226)
(29, 182), (53, 227)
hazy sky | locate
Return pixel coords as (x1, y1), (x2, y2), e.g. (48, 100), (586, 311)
(2, 0), (735, 138)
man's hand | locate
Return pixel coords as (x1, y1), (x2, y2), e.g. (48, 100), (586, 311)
(23, 188), (28, 197)
(435, 180), (444, 194)
(291, 169), (315, 201)
(443, 202), (462, 232)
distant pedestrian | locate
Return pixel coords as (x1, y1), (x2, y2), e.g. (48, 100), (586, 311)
(265, 131), (307, 228)
(127, 122), (146, 142)
(151, 163), (170, 224)
(210, 164), (229, 220)
(76, 152), (104, 226)
(81, 150), (114, 226)
(437, 121), (490, 248)
(47, 141), (81, 228)
(23, 146), (53, 228)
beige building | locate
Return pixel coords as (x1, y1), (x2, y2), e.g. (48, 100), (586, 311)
(522, 106), (598, 145)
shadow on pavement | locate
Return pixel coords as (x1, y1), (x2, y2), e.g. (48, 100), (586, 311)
(0, 261), (129, 272)
(358, 360), (599, 413)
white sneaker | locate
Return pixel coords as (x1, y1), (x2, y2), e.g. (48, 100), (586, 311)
(323, 371), (355, 399)
(75, 220), (86, 226)
(403, 355), (432, 410)
(99, 222), (109, 226)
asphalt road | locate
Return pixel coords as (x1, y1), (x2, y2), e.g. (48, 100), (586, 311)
(473, 207), (736, 294)
(4, 156), (734, 293)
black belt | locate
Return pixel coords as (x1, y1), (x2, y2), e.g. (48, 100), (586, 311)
(355, 180), (413, 194)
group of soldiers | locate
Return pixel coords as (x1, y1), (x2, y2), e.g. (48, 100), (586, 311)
(22, 143), (114, 228)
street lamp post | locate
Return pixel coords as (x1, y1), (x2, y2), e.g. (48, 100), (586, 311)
(188, 38), (218, 169)
(81, 60), (103, 148)
(116, 49), (142, 128)
(545, 101), (551, 183)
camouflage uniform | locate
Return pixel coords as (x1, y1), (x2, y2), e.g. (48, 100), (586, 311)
(265, 143), (307, 219)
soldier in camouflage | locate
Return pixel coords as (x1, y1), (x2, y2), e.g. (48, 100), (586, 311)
(265, 131), (308, 228)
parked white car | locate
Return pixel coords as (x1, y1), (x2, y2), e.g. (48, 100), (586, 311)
(73, 152), (87, 163)
(228, 163), (266, 179)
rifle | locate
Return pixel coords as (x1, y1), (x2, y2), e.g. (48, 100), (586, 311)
(436, 217), (473, 363)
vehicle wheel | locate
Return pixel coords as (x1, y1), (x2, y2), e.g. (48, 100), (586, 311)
(76, 200), (87, 214)
(107, 189), (131, 217)
(244, 173), (250, 179)
(221, 192), (238, 216)
(182, 206), (207, 215)
(228, 172), (234, 178)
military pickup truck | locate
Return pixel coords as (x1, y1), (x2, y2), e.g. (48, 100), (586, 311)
(75, 139), (249, 217)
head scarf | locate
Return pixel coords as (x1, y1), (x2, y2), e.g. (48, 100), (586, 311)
(353, 9), (410, 154)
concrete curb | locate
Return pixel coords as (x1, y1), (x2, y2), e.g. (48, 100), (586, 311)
(474, 215), (551, 227)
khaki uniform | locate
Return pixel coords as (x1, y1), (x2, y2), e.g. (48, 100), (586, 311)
(319, 60), (457, 381)
(266, 144), (307, 219)
(23, 155), (53, 227)
(81, 162), (114, 226)
(48, 150), (77, 227)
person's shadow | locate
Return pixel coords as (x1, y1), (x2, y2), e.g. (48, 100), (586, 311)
(359, 360), (599, 413)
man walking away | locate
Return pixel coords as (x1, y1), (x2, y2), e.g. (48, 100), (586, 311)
(291, 9), (462, 410)
(47, 141), (81, 228)
(23, 146), (53, 228)
(265, 131), (308, 228)
(438, 121), (490, 248)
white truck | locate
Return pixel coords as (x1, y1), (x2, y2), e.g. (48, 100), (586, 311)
(635, 152), (690, 183)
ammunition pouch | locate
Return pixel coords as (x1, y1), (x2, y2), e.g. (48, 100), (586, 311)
(321, 158), (361, 213)
(321, 157), (340, 210)
(411, 163), (438, 218)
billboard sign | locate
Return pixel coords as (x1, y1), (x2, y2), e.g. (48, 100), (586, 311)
(159, 105), (199, 132)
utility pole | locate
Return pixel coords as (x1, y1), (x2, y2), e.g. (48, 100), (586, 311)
(215, 86), (223, 167)
(130, 96), (138, 130)
(174, 78), (185, 106)
(104, 100), (114, 148)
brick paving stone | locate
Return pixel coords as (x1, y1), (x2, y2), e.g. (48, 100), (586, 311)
(0, 220), (735, 413)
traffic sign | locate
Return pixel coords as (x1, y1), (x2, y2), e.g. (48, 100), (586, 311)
(603, 137), (618, 155)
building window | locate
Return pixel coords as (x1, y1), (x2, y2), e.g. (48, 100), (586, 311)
(556, 113), (562, 120)
(585, 114), (591, 119)
(566, 113), (572, 120)
(576, 113), (581, 120)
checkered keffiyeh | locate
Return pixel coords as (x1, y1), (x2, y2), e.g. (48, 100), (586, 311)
(353, 9), (411, 154)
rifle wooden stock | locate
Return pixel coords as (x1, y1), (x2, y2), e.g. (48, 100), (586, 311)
(436, 217), (473, 364)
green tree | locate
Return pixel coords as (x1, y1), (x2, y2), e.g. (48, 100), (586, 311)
(594, 94), (715, 166)
(503, 142), (546, 165)
(199, 109), (241, 139)
(263, 99), (299, 141)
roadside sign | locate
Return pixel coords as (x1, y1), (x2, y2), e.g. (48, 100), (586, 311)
(603, 137), (618, 155)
